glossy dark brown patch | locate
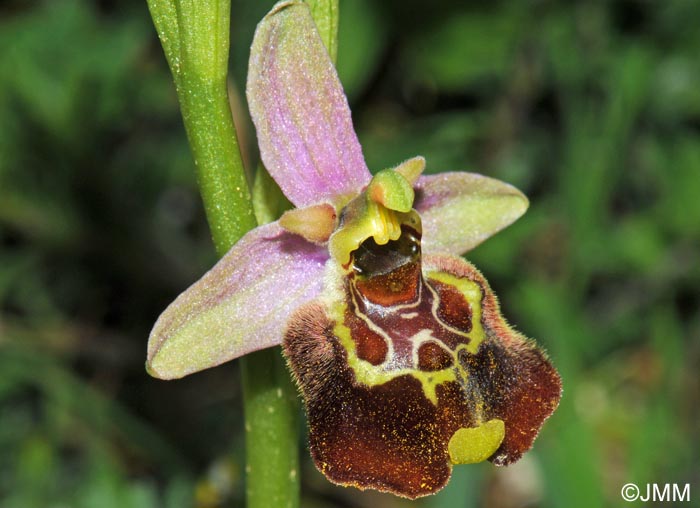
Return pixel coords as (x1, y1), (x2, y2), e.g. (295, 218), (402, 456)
(352, 226), (420, 278)
(354, 262), (421, 306)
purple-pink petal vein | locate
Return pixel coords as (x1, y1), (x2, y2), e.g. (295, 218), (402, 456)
(247, 1), (370, 207)
(147, 222), (328, 379)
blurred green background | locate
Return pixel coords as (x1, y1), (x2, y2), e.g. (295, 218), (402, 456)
(1, 0), (698, 507)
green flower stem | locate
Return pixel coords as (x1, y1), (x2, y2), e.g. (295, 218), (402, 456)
(146, 0), (256, 254)
(241, 350), (300, 508)
(147, 1), (298, 507)
(241, 3), (340, 506)
(147, 1), (339, 507)
(244, 163), (299, 508)
(306, 0), (339, 63)
(245, 169), (299, 508)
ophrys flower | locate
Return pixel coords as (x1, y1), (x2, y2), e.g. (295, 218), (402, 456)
(147, 0), (561, 499)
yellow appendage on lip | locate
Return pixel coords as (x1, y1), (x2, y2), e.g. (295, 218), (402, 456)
(448, 419), (505, 464)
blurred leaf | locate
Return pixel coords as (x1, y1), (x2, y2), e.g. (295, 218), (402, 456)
(403, 6), (524, 91)
(655, 137), (700, 235)
(336, 0), (385, 101)
(0, 0), (145, 142)
(360, 112), (478, 173)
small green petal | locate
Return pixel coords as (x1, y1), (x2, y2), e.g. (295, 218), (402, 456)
(367, 169), (415, 213)
(329, 169), (422, 266)
(392, 156), (425, 186)
(279, 203), (337, 244)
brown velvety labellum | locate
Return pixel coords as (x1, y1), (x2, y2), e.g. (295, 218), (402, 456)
(354, 321), (388, 365)
(283, 227), (561, 499)
(284, 304), (460, 498)
(432, 280), (473, 332)
(460, 339), (561, 465)
(426, 255), (562, 467)
(418, 342), (454, 371)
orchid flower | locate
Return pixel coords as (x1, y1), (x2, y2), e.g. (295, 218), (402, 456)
(146, 0), (561, 499)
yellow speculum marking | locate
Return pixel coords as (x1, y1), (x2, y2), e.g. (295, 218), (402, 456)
(331, 270), (487, 407)
(331, 302), (456, 405)
(426, 270), (487, 355)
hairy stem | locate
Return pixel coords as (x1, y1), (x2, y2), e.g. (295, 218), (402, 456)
(146, 1), (300, 507)
(241, 350), (300, 508)
(147, 0), (257, 253)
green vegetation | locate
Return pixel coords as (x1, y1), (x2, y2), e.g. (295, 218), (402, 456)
(1, 0), (697, 507)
